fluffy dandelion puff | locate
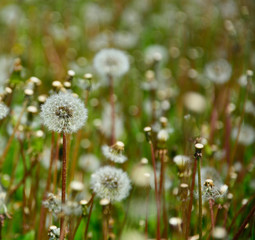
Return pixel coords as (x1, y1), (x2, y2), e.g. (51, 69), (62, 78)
(232, 124), (255, 146)
(90, 166), (131, 202)
(40, 92), (87, 134)
(93, 48), (129, 77)
(0, 102), (9, 120)
(102, 141), (127, 163)
(205, 59), (232, 84)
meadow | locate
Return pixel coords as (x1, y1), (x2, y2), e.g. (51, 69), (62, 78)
(0, 0), (254, 239)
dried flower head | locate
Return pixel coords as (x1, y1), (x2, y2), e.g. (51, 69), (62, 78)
(102, 141), (127, 163)
(205, 59), (232, 84)
(42, 193), (61, 215)
(0, 102), (9, 120)
(48, 225), (60, 240)
(93, 48), (129, 77)
(40, 92), (87, 133)
(90, 166), (131, 202)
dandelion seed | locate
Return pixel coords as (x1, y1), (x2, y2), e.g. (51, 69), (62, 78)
(90, 166), (131, 202)
(102, 141), (127, 164)
(40, 92), (87, 134)
(93, 48), (129, 77)
(205, 59), (232, 84)
(0, 102), (9, 120)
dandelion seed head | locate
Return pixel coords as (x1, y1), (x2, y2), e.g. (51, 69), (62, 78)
(93, 48), (129, 77)
(144, 45), (168, 65)
(102, 142), (127, 164)
(212, 226), (227, 239)
(90, 166), (131, 202)
(183, 92), (206, 113)
(40, 92), (87, 134)
(173, 155), (191, 172)
(0, 102), (9, 120)
(205, 59), (232, 84)
(232, 124), (255, 146)
(79, 154), (100, 172)
(157, 129), (169, 142)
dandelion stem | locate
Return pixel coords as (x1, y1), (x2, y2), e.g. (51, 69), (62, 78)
(197, 157), (202, 240)
(149, 141), (161, 240)
(0, 101), (27, 168)
(60, 133), (67, 240)
(209, 199), (215, 231)
(109, 74), (115, 145)
(84, 193), (95, 240)
(38, 133), (55, 240)
(186, 159), (197, 239)
(233, 204), (255, 240)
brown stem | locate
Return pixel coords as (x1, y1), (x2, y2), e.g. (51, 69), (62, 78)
(0, 101), (27, 168)
(228, 195), (255, 231)
(84, 193), (95, 240)
(233, 204), (255, 240)
(209, 199), (215, 231)
(109, 74), (115, 145)
(145, 188), (150, 239)
(38, 133), (55, 240)
(185, 159), (197, 239)
(60, 133), (67, 240)
(149, 142), (160, 240)
(69, 130), (82, 183)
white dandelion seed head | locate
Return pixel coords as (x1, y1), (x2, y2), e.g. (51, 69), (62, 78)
(183, 92), (206, 113)
(130, 164), (153, 187)
(102, 142), (127, 164)
(0, 102), (9, 120)
(173, 155), (191, 170)
(196, 168), (227, 201)
(93, 48), (129, 77)
(157, 129), (169, 142)
(79, 154), (100, 172)
(232, 124), (255, 146)
(40, 92), (87, 134)
(205, 59), (232, 84)
(144, 45), (168, 65)
(90, 166), (131, 202)
(48, 225), (60, 240)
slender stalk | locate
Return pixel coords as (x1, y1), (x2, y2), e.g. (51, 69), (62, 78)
(209, 199), (215, 231)
(233, 204), (255, 240)
(60, 133), (67, 240)
(84, 193), (95, 240)
(145, 188), (150, 239)
(109, 74), (115, 145)
(0, 101), (27, 167)
(197, 157), (202, 240)
(149, 142), (160, 240)
(38, 133), (55, 240)
(185, 159), (197, 239)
